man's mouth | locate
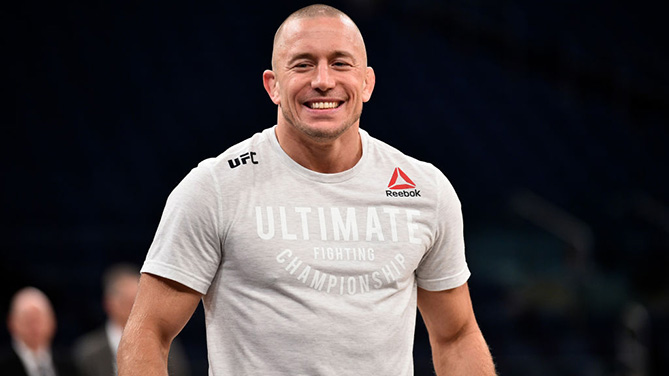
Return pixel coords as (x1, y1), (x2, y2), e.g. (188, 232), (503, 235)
(306, 101), (342, 109)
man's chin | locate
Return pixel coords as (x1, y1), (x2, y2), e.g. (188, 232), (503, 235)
(293, 121), (355, 141)
(307, 126), (354, 141)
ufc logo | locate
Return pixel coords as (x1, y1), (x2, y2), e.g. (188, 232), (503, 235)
(228, 152), (259, 168)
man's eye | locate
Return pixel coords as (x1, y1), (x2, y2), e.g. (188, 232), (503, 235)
(333, 61), (353, 69)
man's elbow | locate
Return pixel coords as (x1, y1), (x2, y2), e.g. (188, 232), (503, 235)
(117, 326), (172, 375)
(432, 321), (482, 348)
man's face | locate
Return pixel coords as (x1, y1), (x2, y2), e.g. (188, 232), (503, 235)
(264, 16), (375, 141)
(8, 297), (56, 351)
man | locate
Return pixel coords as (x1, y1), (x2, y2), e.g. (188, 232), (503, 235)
(73, 264), (190, 376)
(1, 287), (79, 376)
(118, 4), (496, 375)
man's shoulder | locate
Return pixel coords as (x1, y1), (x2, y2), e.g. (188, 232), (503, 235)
(51, 347), (82, 376)
(364, 130), (454, 195)
(194, 127), (273, 172)
(365, 131), (439, 172)
(219, 127), (271, 156)
(73, 326), (109, 356)
(0, 345), (22, 368)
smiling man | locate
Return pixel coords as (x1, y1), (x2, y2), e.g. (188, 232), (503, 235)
(118, 4), (496, 376)
(264, 11), (374, 164)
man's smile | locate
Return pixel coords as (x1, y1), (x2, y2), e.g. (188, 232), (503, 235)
(305, 100), (343, 109)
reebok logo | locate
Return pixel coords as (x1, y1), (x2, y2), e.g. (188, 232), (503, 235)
(387, 190), (421, 197)
(386, 167), (421, 197)
(388, 167), (415, 189)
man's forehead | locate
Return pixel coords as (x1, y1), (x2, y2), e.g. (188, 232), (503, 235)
(14, 297), (51, 315)
(275, 16), (365, 57)
(283, 15), (350, 32)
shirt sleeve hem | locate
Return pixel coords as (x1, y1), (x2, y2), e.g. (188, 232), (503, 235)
(416, 267), (471, 291)
(141, 260), (211, 295)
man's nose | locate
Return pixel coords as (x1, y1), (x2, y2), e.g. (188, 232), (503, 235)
(311, 64), (335, 91)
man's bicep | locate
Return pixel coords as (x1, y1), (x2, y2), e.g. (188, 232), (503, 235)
(128, 272), (202, 343)
(417, 283), (477, 343)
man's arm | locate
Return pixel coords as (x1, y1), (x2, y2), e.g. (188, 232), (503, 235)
(417, 283), (496, 375)
(117, 273), (202, 376)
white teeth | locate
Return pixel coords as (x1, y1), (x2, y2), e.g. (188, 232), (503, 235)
(310, 102), (339, 109)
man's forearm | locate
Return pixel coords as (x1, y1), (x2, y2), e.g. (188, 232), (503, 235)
(430, 328), (496, 376)
(117, 327), (171, 376)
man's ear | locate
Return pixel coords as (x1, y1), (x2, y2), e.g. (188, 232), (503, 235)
(263, 70), (280, 105)
(362, 66), (376, 102)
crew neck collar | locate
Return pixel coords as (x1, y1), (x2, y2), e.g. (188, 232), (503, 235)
(266, 125), (369, 184)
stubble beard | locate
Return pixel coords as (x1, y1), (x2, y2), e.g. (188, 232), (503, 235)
(280, 104), (362, 142)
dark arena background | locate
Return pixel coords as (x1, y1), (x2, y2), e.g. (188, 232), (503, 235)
(6, 0), (668, 375)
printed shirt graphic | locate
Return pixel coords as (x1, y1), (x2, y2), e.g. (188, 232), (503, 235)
(142, 126), (470, 376)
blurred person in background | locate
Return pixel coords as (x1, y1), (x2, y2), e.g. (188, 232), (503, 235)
(73, 264), (189, 376)
(1, 287), (79, 376)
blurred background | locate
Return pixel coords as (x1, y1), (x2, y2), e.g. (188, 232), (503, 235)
(6, 0), (668, 375)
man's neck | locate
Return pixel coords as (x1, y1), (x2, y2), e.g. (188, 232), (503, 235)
(275, 123), (362, 173)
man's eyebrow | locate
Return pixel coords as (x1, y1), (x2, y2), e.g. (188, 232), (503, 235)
(287, 52), (317, 65)
(330, 50), (357, 61)
(286, 50), (357, 65)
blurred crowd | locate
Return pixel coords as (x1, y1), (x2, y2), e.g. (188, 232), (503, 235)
(1, 264), (190, 376)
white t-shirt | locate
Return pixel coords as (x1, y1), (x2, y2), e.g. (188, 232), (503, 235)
(142, 126), (470, 376)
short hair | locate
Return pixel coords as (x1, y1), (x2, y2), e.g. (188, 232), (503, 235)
(102, 263), (140, 297)
(271, 4), (363, 69)
(274, 4), (349, 44)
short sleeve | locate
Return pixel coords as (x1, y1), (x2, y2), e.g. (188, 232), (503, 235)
(415, 171), (470, 291)
(141, 161), (222, 295)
